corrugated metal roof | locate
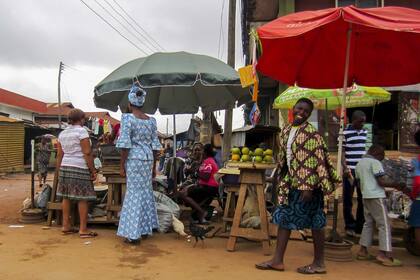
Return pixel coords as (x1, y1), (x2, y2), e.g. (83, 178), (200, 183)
(0, 88), (47, 113)
(0, 121), (24, 172)
(0, 115), (24, 123)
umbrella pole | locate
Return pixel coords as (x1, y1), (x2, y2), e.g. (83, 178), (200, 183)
(31, 139), (35, 208)
(324, 99), (329, 147)
(330, 25), (352, 243)
(172, 114), (177, 193)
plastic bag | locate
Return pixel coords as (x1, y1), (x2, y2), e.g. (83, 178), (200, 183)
(36, 184), (52, 209)
(153, 191), (180, 233)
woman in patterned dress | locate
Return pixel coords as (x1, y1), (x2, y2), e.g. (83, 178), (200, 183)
(117, 85), (161, 244)
(36, 136), (52, 187)
(256, 98), (340, 274)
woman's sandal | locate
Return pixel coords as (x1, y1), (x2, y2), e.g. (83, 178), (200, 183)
(79, 232), (98, 238)
(357, 254), (375, 261)
(61, 228), (78, 235)
(297, 264), (327, 274)
(255, 262), (284, 272)
(376, 257), (402, 267)
(124, 238), (140, 245)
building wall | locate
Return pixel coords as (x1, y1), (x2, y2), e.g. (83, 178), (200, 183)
(0, 121), (25, 173)
(0, 104), (35, 122)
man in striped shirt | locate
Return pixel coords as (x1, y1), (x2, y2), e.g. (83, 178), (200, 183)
(342, 110), (367, 236)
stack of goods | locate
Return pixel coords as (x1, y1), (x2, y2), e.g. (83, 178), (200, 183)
(364, 123), (373, 150)
(100, 144), (120, 175)
(230, 146), (274, 163)
(382, 157), (412, 186)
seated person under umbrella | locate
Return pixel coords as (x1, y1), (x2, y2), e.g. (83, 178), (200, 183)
(184, 143), (204, 182)
(178, 144), (219, 224)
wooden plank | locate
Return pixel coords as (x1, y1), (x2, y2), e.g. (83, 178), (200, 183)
(107, 184), (114, 220)
(107, 205), (122, 211)
(239, 169), (264, 185)
(106, 177), (126, 184)
(226, 182), (247, 252)
(256, 183), (271, 255)
(47, 202), (62, 210)
(47, 168), (60, 226)
(232, 228), (270, 240)
(227, 162), (277, 170)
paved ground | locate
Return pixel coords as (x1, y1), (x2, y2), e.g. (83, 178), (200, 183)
(0, 173), (419, 280)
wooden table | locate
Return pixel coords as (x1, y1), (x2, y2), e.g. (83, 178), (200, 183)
(103, 174), (126, 223)
(46, 171), (126, 225)
(226, 162), (276, 255)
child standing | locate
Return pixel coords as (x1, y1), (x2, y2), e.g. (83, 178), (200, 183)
(355, 144), (405, 266)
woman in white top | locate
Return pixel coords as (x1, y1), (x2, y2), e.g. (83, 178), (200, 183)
(56, 109), (97, 238)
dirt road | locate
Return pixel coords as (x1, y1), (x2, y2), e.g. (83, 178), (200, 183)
(0, 174), (419, 280)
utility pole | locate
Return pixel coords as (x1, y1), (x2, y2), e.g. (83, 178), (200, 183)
(58, 62), (64, 129)
(222, 0), (236, 163)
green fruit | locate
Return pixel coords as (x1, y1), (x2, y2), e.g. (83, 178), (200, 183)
(255, 148), (264, 156)
(255, 156), (263, 163)
(264, 149), (273, 156)
(241, 155), (250, 162)
(231, 147), (240, 155)
(263, 155), (273, 163)
(249, 151), (254, 157)
(241, 147), (250, 155)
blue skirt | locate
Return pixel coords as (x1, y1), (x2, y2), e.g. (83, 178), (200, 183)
(117, 160), (159, 240)
(272, 188), (326, 230)
(408, 200), (420, 228)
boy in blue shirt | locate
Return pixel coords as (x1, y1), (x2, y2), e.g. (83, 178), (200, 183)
(355, 144), (405, 266)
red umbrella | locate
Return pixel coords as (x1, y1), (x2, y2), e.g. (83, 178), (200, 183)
(257, 5), (420, 89)
(257, 5), (420, 242)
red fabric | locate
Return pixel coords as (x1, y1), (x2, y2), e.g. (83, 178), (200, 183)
(412, 176), (420, 200)
(257, 6), (420, 88)
(412, 155), (420, 200)
(198, 157), (219, 187)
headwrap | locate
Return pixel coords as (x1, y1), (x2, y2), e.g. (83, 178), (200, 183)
(128, 84), (147, 107)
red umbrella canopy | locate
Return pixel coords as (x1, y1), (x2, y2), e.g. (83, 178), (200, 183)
(257, 5), (420, 89)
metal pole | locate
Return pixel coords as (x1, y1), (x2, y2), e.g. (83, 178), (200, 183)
(324, 99), (329, 147)
(31, 139), (35, 208)
(330, 25), (352, 242)
(222, 0), (236, 163)
(58, 62), (63, 129)
(172, 114), (177, 192)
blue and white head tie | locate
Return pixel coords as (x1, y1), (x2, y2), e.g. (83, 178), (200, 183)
(128, 84), (147, 107)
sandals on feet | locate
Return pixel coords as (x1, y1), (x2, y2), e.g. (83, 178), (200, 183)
(124, 238), (140, 245)
(79, 231), (98, 238)
(255, 262), (284, 272)
(61, 228), (78, 235)
(297, 265), (327, 274)
(376, 257), (402, 267)
(357, 254), (375, 261)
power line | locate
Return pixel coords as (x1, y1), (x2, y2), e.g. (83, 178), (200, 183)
(79, 0), (148, 55)
(217, 0), (226, 60)
(93, 0), (155, 54)
(61, 80), (72, 102)
(103, 0), (160, 53)
(112, 0), (166, 52)
(62, 63), (81, 72)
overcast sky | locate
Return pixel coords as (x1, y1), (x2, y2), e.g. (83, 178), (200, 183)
(0, 0), (246, 133)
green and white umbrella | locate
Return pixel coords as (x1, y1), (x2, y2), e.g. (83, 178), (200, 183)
(94, 51), (250, 114)
(273, 84), (391, 110)
(94, 52), (250, 182)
